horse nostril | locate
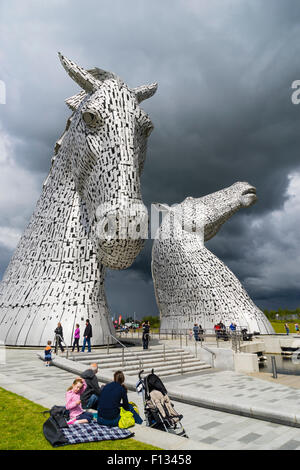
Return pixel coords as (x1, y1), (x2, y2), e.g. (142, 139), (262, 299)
(104, 223), (109, 232)
(136, 224), (140, 233)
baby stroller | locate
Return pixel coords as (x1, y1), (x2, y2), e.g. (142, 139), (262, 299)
(136, 369), (188, 438)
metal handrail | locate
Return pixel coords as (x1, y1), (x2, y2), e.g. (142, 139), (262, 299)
(107, 333), (144, 370)
(114, 330), (190, 375)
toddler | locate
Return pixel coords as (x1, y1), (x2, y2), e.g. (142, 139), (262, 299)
(44, 341), (52, 366)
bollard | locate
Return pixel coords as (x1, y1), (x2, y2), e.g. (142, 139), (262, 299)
(271, 355), (277, 378)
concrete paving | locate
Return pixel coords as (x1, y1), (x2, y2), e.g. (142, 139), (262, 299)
(3, 348), (300, 449)
(49, 344), (300, 429)
(0, 348), (212, 450)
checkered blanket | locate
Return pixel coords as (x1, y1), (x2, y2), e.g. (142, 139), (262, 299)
(61, 421), (134, 445)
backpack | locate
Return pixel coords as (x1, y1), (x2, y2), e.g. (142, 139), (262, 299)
(49, 405), (69, 428)
(42, 406), (70, 447)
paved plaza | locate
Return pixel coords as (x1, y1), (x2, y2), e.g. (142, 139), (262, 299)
(2, 348), (300, 450)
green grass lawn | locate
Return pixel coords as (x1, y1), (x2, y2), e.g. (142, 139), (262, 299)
(270, 321), (300, 334)
(0, 387), (161, 450)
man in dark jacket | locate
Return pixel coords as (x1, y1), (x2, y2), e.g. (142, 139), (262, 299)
(81, 363), (103, 409)
(81, 319), (92, 353)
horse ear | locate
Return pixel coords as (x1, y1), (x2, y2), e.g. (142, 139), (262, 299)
(133, 83), (158, 103)
(58, 52), (100, 93)
(65, 90), (87, 111)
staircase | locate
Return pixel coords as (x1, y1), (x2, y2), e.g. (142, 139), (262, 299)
(70, 347), (212, 377)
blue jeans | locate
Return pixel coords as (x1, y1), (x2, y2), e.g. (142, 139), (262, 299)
(77, 411), (94, 423)
(82, 337), (91, 352)
(97, 404), (143, 427)
(85, 394), (99, 410)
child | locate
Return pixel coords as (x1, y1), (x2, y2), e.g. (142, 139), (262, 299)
(66, 378), (94, 425)
(44, 341), (52, 367)
(72, 324), (80, 352)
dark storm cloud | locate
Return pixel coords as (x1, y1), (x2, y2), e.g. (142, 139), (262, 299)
(1, 0), (300, 315)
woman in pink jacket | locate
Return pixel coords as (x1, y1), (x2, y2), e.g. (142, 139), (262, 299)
(72, 324), (80, 353)
(66, 378), (94, 425)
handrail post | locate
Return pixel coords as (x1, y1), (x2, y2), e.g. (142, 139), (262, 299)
(195, 340), (197, 358)
(271, 355), (277, 378)
(180, 333), (182, 349)
(181, 354), (183, 375)
(107, 336), (110, 354)
(163, 344), (166, 361)
(122, 347), (125, 367)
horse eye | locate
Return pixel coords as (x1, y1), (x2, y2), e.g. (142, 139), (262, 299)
(82, 111), (103, 127)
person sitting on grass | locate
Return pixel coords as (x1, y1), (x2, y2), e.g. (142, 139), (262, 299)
(66, 378), (94, 425)
(97, 371), (142, 427)
(80, 363), (104, 410)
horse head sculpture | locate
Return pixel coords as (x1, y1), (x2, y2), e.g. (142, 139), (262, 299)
(152, 182), (274, 334)
(0, 54), (157, 346)
(58, 54), (157, 269)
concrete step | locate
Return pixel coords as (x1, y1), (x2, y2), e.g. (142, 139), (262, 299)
(67, 347), (212, 378)
(78, 352), (194, 368)
(71, 350), (190, 363)
(125, 360), (210, 374)
(70, 348), (188, 361)
(121, 358), (204, 372)
(126, 363), (212, 377)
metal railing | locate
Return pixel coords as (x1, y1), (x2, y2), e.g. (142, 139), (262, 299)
(108, 332), (195, 375)
(116, 326), (252, 353)
(106, 333), (144, 371)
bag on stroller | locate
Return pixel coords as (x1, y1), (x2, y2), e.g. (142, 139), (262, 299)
(136, 370), (188, 438)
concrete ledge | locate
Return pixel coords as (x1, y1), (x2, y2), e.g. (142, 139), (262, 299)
(37, 353), (215, 450)
(132, 425), (216, 450)
(42, 353), (300, 431)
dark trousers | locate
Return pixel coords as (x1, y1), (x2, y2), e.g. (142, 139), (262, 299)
(72, 338), (80, 352)
(55, 337), (64, 353)
(142, 334), (149, 349)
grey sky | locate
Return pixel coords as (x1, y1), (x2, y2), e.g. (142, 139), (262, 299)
(0, 0), (300, 319)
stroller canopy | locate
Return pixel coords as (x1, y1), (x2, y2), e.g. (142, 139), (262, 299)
(145, 373), (168, 397)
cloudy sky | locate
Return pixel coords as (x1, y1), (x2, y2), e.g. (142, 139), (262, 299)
(0, 0), (300, 320)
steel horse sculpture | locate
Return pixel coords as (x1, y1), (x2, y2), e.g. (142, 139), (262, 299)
(0, 54), (157, 346)
(152, 182), (274, 334)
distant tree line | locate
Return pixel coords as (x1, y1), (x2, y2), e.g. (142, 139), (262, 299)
(264, 308), (300, 321)
(119, 315), (161, 328)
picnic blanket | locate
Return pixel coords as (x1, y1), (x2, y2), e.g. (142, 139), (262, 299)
(61, 422), (134, 445)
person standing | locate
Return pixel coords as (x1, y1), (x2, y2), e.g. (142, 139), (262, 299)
(72, 323), (80, 352)
(285, 323), (290, 335)
(142, 321), (150, 350)
(193, 323), (200, 341)
(54, 322), (65, 353)
(44, 340), (52, 367)
(82, 319), (92, 353)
